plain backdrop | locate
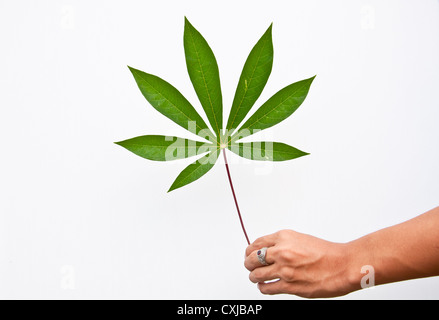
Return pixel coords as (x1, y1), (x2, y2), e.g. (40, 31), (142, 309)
(1, 0), (438, 299)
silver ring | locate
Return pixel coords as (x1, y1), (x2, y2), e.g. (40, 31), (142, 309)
(257, 247), (269, 266)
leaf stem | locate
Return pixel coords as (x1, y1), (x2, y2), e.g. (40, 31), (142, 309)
(222, 149), (250, 245)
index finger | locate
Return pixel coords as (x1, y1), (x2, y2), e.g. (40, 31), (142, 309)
(245, 232), (278, 257)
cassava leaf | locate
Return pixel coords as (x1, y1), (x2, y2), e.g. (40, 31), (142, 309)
(226, 24), (273, 134)
(168, 148), (220, 192)
(114, 135), (214, 161)
(128, 66), (216, 142)
(119, 19), (317, 244)
(184, 17), (223, 140)
(231, 76), (315, 142)
(120, 19), (314, 201)
(229, 141), (309, 161)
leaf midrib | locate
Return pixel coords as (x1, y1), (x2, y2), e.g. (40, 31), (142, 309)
(230, 80), (310, 143)
(133, 69), (217, 142)
(175, 148), (219, 186)
(228, 36), (270, 132)
(187, 27), (221, 139)
(232, 143), (299, 155)
(123, 143), (212, 148)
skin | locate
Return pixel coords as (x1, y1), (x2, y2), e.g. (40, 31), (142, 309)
(244, 206), (439, 298)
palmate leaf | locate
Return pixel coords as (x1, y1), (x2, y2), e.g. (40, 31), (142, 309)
(230, 76), (315, 142)
(114, 135), (214, 161)
(229, 141), (309, 161)
(168, 148), (220, 192)
(119, 18), (315, 198)
(128, 66), (216, 142)
(226, 24), (273, 135)
(184, 17), (223, 140)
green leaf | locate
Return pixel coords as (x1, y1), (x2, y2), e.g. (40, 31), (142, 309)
(114, 135), (214, 161)
(231, 76), (316, 142)
(226, 24), (273, 134)
(168, 148), (220, 192)
(128, 66), (216, 142)
(229, 141), (309, 161)
(184, 17), (223, 140)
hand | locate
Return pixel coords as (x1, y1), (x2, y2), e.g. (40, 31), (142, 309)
(244, 229), (356, 298)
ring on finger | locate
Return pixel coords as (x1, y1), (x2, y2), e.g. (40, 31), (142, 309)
(257, 247), (269, 266)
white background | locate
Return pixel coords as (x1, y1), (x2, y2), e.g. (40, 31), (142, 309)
(1, 0), (438, 299)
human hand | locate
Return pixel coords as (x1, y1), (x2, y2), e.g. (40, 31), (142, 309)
(244, 229), (357, 298)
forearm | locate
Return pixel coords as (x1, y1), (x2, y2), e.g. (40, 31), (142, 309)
(244, 206), (439, 298)
(346, 206), (439, 290)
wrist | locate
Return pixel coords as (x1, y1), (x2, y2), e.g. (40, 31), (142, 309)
(321, 241), (367, 297)
(343, 237), (376, 293)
